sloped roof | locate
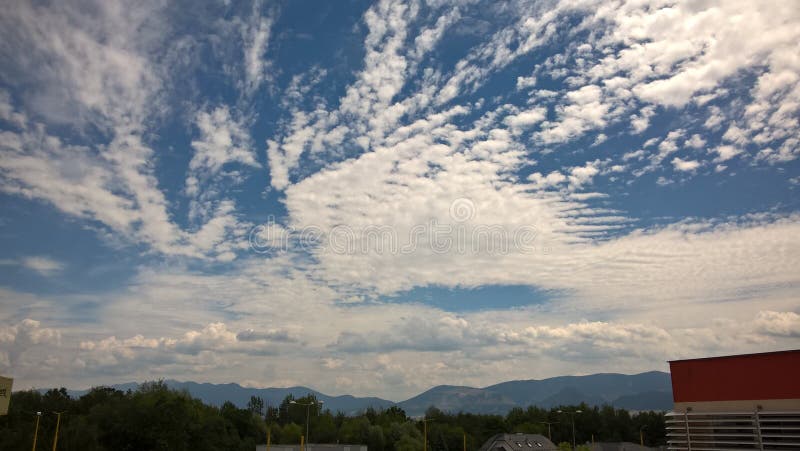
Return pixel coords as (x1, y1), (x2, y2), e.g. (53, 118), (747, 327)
(478, 433), (557, 451)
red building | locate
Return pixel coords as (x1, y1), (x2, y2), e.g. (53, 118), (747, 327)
(666, 349), (800, 450)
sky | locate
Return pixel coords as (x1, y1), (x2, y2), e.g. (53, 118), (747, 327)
(1, 0), (799, 401)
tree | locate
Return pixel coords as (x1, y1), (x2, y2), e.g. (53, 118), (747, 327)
(248, 396), (265, 417)
(367, 424), (386, 451)
(281, 423), (303, 444)
(314, 412), (338, 443)
(389, 422), (423, 451)
(339, 416), (371, 444)
(0, 389), (666, 450)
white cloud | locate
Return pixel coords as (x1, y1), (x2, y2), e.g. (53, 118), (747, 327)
(75, 321), (305, 374)
(527, 171), (567, 189)
(536, 86), (611, 144)
(0, 90), (26, 128)
(189, 107), (259, 181)
(604, 2), (800, 108)
(755, 311), (800, 338)
(410, 7), (461, 62)
(711, 145), (742, 163)
(241, 11), (273, 94)
(266, 0), (427, 189)
(0, 319), (60, 371)
(503, 107), (547, 131)
(21, 256), (64, 276)
(592, 133), (607, 146)
(5, 209), (800, 397)
(0, 1), (190, 256)
(0, 0), (163, 129)
(568, 160), (601, 188)
(671, 157), (701, 172)
(722, 125), (749, 145)
(656, 176), (672, 186)
(186, 106), (259, 225)
(704, 106), (725, 129)
(630, 106), (655, 134)
(516, 75), (537, 90)
(685, 134), (706, 149)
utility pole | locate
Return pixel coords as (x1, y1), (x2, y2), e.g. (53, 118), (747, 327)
(557, 410), (582, 450)
(537, 422), (559, 442)
(266, 405), (278, 451)
(422, 418), (432, 451)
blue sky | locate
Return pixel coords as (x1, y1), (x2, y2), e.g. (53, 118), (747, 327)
(1, 0), (799, 400)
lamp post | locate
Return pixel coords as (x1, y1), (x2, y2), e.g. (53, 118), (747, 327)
(266, 407), (278, 451)
(290, 399), (324, 449)
(557, 410), (582, 450)
(52, 412), (63, 451)
(32, 411), (42, 451)
(537, 421), (559, 442)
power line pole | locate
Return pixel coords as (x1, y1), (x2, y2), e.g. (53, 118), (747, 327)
(557, 410), (582, 450)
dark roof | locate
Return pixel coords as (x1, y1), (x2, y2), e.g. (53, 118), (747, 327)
(478, 433), (557, 451)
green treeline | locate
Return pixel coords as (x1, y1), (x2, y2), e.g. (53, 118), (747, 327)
(0, 382), (666, 450)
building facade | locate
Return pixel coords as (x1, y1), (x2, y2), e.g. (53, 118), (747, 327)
(666, 349), (800, 450)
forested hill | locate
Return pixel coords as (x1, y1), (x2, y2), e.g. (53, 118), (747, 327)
(398, 371), (672, 415)
(49, 371), (672, 416)
(2, 382), (667, 451)
(62, 380), (395, 416)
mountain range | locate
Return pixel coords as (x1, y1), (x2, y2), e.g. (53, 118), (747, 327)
(55, 371), (673, 416)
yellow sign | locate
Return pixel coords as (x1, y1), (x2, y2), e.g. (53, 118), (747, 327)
(0, 375), (12, 415)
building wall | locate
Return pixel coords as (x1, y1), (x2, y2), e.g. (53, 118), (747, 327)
(669, 350), (800, 404)
(667, 350), (800, 450)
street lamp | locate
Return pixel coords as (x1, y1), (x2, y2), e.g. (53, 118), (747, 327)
(32, 411), (42, 451)
(557, 410), (582, 450)
(266, 407), (278, 451)
(290, 399), (324, 449)
(536, 421), (559, 442)
(52, 411), (64, 451)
